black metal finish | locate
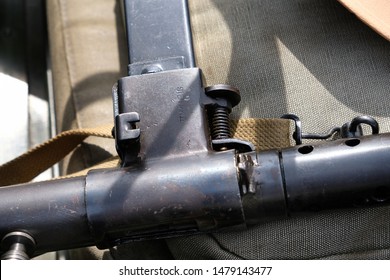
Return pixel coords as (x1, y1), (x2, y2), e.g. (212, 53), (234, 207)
(1, 133), (390, 256)
(114, 68), (209, 164)
(239, 133), (390, 225)
(281, 133), (390, 212)
(0, 177), (94, 256)
(86, 151), (244, 247)
(203, 84), (254, 152)
(282, 114), (380, 145)
(0, 152), (243, 256)
(205, 85), (241, 140)
(341, 116), (379, 138)
(205, 85), (241, 108)
(123, 0), (195, 75)
(239, 151), (287, 224)
(212, 138), (255, 153)
(1, 0), (390, 260)
(114, 111), (141, 163)
(1, 232), (36, 260)
(115, 0), (209, 166)
(210, 106), (231, 139)
(350, 116), (379, 134)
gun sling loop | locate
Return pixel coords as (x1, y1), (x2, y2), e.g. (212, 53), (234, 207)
(0, 118), (291, 187)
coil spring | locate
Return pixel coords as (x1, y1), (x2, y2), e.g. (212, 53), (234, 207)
(211, 107), (231, 139)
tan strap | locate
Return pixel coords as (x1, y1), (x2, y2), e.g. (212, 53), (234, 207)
(231, 118), (290, 151)
(0, 118), (290, 186)
(0, 125), (113, 187)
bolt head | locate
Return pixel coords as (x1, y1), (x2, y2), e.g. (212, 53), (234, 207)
(205, 84), (241, 107)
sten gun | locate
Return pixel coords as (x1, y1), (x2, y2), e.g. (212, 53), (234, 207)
(1, 0), (389, 259)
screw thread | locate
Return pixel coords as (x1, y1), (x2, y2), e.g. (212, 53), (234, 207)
(211, 107), (231, 139)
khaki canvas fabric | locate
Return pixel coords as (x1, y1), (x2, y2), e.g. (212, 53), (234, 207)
(46, 0), (390, 259)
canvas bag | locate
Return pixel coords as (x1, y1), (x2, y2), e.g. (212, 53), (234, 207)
(37, 0), (390, 259)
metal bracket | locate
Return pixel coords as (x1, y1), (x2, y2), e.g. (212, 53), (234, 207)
(212, 139), (255, 153)
(114, 111), (141, 165)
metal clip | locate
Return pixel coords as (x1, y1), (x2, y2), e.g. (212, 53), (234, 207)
(340, 116), (379, 138)
(281, 114), (379, 145)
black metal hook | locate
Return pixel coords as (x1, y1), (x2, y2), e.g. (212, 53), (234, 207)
(349, 116), (379, 135)
(281, 114), (379, 145)
(281, 114), (340, 145)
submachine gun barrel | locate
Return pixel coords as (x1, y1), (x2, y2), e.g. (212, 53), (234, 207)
(1, 132), (390, 258)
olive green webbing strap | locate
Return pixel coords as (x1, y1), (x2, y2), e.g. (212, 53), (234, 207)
(0, 118), (290, 187)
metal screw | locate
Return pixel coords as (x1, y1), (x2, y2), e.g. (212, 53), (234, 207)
(141, 64), (163, 74)
(1, 232), (36, 260)
(205, 84), (241, 140)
